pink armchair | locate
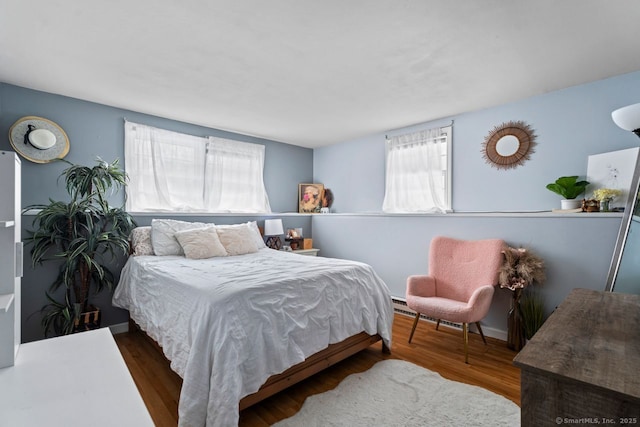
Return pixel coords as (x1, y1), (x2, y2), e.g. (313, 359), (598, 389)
(406, 236), (505, 363)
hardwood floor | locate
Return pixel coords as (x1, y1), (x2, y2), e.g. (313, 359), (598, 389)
(114, 313), (521, 426)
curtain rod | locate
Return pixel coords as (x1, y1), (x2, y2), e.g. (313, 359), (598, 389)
(385, 120), (453, 141)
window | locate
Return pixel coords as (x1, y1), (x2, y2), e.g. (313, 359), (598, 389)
(204, 137), (271, 212)
(382, 125), (452, 213)
(124, 121), (271, 213)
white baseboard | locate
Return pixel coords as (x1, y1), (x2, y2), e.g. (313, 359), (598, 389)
(392, 297), (507, 342)
(108, 322), (129, 335)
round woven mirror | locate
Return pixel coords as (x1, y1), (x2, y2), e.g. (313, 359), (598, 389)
(482, 121), (536, 170)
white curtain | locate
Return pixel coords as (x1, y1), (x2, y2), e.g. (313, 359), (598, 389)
(382, 127), (449, 213)
(125, 121), (207, 212)
(205, 137), (271, 213)
(124, 121), (272, 213)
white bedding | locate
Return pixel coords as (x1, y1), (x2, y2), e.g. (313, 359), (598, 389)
(112, 248), (393, 427)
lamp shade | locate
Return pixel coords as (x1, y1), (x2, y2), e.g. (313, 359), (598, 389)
(264, 219), (284, 236)
(612, 103), (640, 133)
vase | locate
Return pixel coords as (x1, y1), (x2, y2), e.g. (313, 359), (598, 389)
(507, 290), (525, 351)
(600, 199), (611, 212)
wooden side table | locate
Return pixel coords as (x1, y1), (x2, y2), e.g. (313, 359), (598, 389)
(513, 288), (640, 426)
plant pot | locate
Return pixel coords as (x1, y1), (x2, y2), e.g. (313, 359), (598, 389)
(560, 199), (581, 210)
(73, 305), (101, 332)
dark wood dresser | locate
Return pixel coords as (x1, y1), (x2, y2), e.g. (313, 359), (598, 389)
(513, 288), (640, 427)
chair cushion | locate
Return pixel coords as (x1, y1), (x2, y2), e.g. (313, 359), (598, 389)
(407, 284), (495, 323)
(408, 296), (472, 322)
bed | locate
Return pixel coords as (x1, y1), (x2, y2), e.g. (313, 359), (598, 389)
(112, 220), (393, 427)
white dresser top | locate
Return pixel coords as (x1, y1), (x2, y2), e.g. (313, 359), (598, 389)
(0, 328), (154, 426)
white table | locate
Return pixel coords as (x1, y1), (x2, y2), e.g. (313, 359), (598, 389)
(0, 328), (153, 426)
(292, 248), (320, 256)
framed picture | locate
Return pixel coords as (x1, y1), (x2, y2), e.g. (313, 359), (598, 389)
(286, 228), (303, 239)
(285, 227), (304, 250)
(298, 183), (324, 213)
(587, 147), (640, 210)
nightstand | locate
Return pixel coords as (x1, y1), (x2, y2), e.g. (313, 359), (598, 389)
(292, 248), (319, 256)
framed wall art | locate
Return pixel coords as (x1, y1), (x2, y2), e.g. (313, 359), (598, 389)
(586, 147), (640, 210)
(298, 183), (324, 213)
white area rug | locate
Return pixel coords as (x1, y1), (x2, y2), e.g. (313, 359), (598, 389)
(273, 359), (520, 427)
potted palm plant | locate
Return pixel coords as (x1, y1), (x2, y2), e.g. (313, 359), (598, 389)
(546, 175), (590, 209)
(25, 158), (135, 336)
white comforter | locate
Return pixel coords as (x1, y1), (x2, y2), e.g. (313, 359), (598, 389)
(112, 248), (393, 427)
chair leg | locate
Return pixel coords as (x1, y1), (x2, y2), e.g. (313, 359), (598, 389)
(408, 313), (420, 343)
(463, 322), (469, 364)
(435, 319), (441, 331)
(475, 321), (488, 345)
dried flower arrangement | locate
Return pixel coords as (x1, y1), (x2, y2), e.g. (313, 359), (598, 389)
(499, 246), (546, 350)
(499, 247), (546, 291)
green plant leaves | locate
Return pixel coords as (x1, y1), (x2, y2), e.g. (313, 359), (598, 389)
(545, 175), (589, 199)
(520, 288), (546, 340)
(24, 158), (136, 337)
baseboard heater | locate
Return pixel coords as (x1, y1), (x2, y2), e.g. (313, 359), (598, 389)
(391, 297), (462, 330)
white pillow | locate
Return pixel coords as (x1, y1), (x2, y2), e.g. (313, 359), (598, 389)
(215, 222), (266, 249)
(216, 224), (260, 256)
(247, 221), (266, 249)
(174, 227), (227, 259)
(129, 226), (154, 256)
(151, 219), (214, 256)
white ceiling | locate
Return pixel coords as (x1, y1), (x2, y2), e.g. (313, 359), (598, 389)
(1, 1), (640, 148)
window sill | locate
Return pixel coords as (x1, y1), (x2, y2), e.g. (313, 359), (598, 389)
(311, 211), (624, 218)
(124, 211), (316, 217)
(22, 209), (624, 219)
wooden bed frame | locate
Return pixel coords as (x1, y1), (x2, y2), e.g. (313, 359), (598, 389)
(129, 319), (389, 410)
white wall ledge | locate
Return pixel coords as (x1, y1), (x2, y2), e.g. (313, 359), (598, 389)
(22, 209), (624, 219)
(311, 211), (624, 218)
(22, 209), (311, 217)
(126, 212), (312, 217)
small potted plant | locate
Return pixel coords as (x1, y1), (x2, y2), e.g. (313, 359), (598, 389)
(592, 188), (622, 212)
(546, 176), (589, 210)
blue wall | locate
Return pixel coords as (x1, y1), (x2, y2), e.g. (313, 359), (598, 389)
(312, 71), (640, 340)
(314, 71), (640, 213)
(0, 83), (314, 342)
(0, 83), (313, 211)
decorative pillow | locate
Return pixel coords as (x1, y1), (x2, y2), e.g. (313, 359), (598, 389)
(174, 227), (227, 259)
(151, 219), (214, 256)
(215, 221), (266, 249)
(216, 224), (260, 256)
(130, 226), (154, 256)
(247, 221), (267, 249)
